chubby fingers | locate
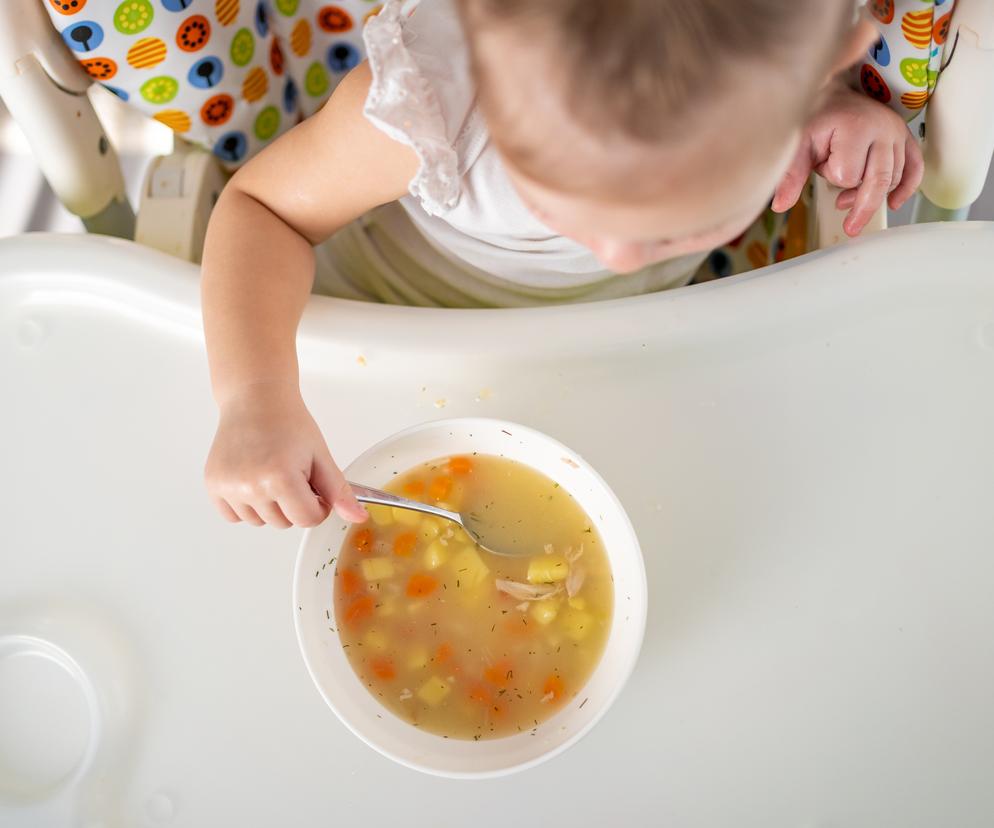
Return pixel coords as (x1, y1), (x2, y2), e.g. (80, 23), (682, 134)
(772, 142), (815, 213)
(310, 451), (368, 524)
(842, 141), (894, 236)
(208, 468), (329, 529)
(888, 133), (924, 210)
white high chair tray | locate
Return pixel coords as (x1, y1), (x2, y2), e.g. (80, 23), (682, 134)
(2, 224), (993, 826)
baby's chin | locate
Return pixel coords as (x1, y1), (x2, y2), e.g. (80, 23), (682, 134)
(591, 239), (712, 274)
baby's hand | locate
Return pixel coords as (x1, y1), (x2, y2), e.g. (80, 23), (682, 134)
(772, 84), (924, 237)
(205, 383), (367, 529)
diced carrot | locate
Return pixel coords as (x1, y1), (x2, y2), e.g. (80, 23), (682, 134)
(428, 475), (453, 501)
(542, 674), (565, 702)
(353, 528), (374, 555)
(370, 657), (396, 681)
(483, 658), (513, 688)
(434, 642), (453, 664)
(344, 595), (374, 627)
(468, 682), (492, 705)
(393, 531), (417, 557)
(447, 456), (473, 475)
(406, 573), (438, 598)
(339, 568), (361, 595)
(402, 480), (425, 497)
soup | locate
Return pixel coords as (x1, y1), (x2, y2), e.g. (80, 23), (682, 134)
(333, 454), (613, 740)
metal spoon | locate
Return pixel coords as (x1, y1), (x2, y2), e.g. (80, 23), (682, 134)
(349, 482), (521, 558)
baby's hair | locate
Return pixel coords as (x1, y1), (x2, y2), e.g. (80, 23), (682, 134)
(458, 0), (852, 145)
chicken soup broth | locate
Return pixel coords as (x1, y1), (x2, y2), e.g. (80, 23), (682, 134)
(333, 454), (613, 740)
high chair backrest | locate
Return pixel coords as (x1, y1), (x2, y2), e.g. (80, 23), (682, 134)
(0, 0), (133, 236)
(1, 0), (992, 260)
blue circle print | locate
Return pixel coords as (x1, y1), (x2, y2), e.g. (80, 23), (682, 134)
(62, 21), (104, 52)
(160, 0), (194, 11)
(707, 249), (732, 279)
(282, 77), (298, 114)
(101, 84), (129, 102)
(188, 57), (224, 89)
(255, 1), (269, 37)
(326, 42), (360, 74)
(869, 35), (890, 67)
(213, 131), (248, 163)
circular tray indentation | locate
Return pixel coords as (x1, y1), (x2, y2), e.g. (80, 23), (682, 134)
(0, 636), (97, 803)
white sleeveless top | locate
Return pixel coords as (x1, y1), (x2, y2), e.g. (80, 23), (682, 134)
(315, 0), (704, 307)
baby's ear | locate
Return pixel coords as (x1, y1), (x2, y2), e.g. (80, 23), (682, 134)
(828, 16), (879, 78)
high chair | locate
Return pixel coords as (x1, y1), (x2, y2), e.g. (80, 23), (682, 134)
(1, 2), (994, 825)
(2, 0), (993, 260)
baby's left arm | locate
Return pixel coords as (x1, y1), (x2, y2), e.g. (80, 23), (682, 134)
(772, 81), (924, 236)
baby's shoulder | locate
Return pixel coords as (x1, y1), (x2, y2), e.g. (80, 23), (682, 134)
(363, 0), (485, 214)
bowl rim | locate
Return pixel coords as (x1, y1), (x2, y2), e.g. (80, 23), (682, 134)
(292, 417), (647, 778)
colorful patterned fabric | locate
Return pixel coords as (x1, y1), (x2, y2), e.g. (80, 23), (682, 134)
(860, 0), (957, 121)
(693, 189), (811, 283)
(43, 0), (383, 168)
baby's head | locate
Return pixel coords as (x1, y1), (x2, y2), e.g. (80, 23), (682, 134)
(457, 0), (875, 272)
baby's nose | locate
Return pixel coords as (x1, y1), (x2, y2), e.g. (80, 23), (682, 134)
(589, 240), (650, 274)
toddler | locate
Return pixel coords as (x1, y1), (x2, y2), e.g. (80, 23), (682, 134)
(201, 0), (923, 528)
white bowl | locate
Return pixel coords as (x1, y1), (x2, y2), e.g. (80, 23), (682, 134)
(293, 418), (646, 778)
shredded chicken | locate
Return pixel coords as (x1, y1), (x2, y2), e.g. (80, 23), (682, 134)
(496, 578), (563, 602)
(565, 544), (584, 565)
(565, 564), (586, 598)
(543, 543), (555, 555)
(540, 692), (555, 704)
(399, 688), (413, 701)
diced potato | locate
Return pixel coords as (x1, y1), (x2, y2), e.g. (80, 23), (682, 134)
(424, 540), (448, 571)
(419, 518), (442, 542)
(561, 608), (593, 641)
(407, 648), (429, 670)
(363, 628), (389, 651)
(530, 598), (560, 626)
(367, 504), (393, 527)
(450, 526), (471, 546)
(527, 555), (569, 584)
(391, 507), (421, 527)
(360, 557), (395, 581)
(568, 596), (587, 611)
(417, 676), (451, 706)
(450, 546), (490, 588)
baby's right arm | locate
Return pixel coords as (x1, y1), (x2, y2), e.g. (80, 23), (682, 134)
(201, 63), (418, 529)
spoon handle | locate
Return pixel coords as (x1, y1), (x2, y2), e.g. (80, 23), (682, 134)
(349, 482), (460, 524)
